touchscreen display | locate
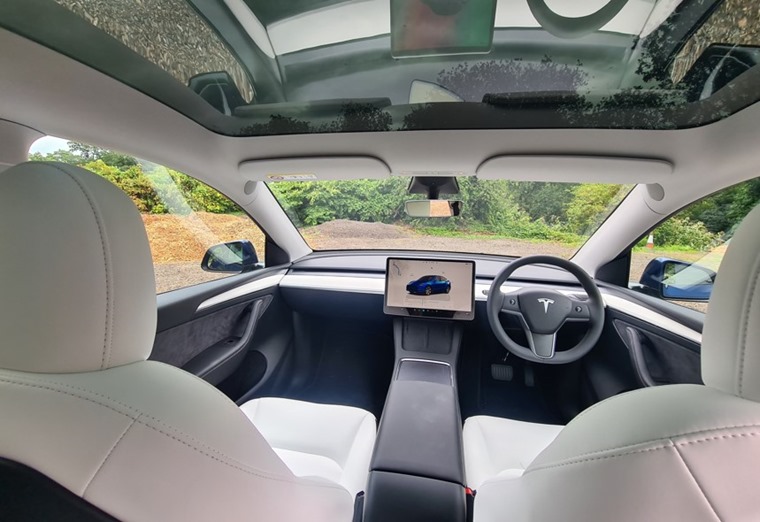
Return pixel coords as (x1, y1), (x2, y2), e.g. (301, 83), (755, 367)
(385, 258), (475, 320)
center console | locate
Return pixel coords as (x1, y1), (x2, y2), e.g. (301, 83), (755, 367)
(362, 258), (473, 522)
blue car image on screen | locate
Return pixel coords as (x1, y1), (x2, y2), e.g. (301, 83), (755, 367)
(406, 275), (451, 296)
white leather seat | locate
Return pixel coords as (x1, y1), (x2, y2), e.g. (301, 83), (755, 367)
(463, 416), (562, 489)
(463, 204), (760, 521)
(241, 397), (376, 497)
(0, 162), (372, 521)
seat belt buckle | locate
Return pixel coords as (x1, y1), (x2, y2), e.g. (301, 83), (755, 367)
(465, 487), (476, 522)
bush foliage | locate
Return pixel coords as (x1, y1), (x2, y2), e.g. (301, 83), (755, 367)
(30, 145), (237, 215)
(652, 217), (717, 250)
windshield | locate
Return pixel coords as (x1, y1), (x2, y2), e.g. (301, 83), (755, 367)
(269, 179), (630, 257)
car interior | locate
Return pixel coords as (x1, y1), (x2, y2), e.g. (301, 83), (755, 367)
(2, 1), (760, 521)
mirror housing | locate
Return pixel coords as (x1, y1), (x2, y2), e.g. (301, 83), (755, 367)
(405, 200), (463, 218)
(201, 240), (260, 274)
(188, 71), (246, 115)
(634, 257), (715, 301)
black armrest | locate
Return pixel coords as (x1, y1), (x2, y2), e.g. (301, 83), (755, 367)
(370, 379), (464, 484)
(363, 472), (465, 522)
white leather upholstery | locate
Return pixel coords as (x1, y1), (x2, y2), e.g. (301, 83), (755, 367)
(0, 163), (363, 521)
(241, 397), (376, 497)
(0, 362), (354, 521)
(0, 161), (155, 373)
(473, 385), (760, 522)
(465, 204), (760, 521)
(702, 204), (760, 401)
(463, 416), (562, 489)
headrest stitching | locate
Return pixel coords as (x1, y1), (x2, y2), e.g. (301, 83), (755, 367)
(738, 255), (760, 397)
(47, 163), (113, 370)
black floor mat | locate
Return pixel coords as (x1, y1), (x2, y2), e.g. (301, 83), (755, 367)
(475, 362), (561, 424)
(459, 329), (562, 425)
(288, 319), (395, 419)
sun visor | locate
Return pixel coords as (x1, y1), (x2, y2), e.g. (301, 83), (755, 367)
(0, 121), (44, 172)
(476, 156), (673, 184)
(239, 156), (391, 182)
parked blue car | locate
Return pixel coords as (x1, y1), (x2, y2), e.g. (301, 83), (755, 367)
(406, 275), (451, 296)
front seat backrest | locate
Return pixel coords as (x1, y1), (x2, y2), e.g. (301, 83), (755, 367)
(0, 162), (354, 521)
(474, 204), (760, 522)
(701, 202), (760, 401)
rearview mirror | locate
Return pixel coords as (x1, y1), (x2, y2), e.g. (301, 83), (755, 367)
(409, 80), (463, 104)
(405, 200), (463, 218)
(201, 240), (261, 273)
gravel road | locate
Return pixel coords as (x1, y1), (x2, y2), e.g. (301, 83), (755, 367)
(303, 220), (577, 257)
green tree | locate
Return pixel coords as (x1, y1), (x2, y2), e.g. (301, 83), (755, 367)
(67, 142), (138, 168)
(270, 178), (408, 226)
(681, 179), (760, 235)
(30, 144), (239, 215)
(507, 181), (577, 223)
(82, 160), (168, 213)
(566, 184), (627, 234)
(29, 149), (81, 164)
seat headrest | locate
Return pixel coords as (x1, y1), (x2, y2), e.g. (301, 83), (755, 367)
(0, 162), (156, 373)
(703, 203), (760, 401)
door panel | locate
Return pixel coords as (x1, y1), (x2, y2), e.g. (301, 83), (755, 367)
(581, 291), (704, 409)
(151, 296), (272, 385)
(613, 318), (702, 386)
(151, 301), (254, 368)
(155, 267), (286, 332)
(152, 268), (289, 391)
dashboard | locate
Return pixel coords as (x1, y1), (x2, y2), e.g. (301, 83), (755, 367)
(194, 251), (704, 346)
(275, 251), (704, 344)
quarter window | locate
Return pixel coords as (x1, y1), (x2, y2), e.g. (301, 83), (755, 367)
(29, 138), (266, 293)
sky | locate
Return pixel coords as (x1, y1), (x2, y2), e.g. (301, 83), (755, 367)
(29, 136), (69, 155)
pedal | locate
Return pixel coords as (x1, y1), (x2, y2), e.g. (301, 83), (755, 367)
(491, 364), (513, 382)
(524, 365), (535, 387)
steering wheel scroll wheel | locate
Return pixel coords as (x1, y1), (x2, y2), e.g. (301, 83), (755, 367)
(487, 256), (605, 364)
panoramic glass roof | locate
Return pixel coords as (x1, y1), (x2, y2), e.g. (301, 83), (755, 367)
(2, 0), (759, 135)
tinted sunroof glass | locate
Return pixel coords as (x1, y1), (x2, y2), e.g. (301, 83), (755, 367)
(672, 0), (760, 82)
(51, 0), (254, 103)
(3, 0), (759, 135)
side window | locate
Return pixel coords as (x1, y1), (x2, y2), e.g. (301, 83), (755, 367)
(29, 138), (266, 293)
(630, 178), (760, 312)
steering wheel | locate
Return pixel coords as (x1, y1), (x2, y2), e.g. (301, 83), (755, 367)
(526, 0), (629, 39)
(487, 256), (605, 364)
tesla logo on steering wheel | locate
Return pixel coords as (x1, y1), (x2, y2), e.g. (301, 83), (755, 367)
(537, 298), (555, 313)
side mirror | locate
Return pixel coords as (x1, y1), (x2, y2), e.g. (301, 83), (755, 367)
(405, 200), (463, 218)
(636, 257), (715, 301)
(188, 71), (246, 115)
(201, 240), (260, 274)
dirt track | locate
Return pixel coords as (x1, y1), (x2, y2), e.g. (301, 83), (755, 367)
(303, 220), (578, 257)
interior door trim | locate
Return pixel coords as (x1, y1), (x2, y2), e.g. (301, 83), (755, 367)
(196, 274), (283, 311)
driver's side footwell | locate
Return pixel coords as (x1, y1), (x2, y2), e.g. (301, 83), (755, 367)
(459, 330), (563, 425)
